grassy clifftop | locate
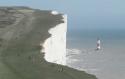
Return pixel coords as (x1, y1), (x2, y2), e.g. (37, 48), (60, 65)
(0, 7), (97, 79)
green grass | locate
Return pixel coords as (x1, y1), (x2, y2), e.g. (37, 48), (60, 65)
(0, 7), (97, 79)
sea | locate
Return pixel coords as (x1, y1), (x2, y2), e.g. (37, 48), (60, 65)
(66, 29), (125, 79)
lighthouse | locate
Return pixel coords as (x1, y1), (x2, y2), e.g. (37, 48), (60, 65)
(96, 38), (101, 50)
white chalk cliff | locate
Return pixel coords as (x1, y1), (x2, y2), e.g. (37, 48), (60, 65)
(41, 11), (67, 65)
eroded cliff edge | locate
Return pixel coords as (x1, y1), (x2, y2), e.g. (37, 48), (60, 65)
(41, 11), (67, 65)
(0, 7), (97, 79)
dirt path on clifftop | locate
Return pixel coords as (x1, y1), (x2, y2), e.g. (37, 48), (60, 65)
(0, 10), (35, 79)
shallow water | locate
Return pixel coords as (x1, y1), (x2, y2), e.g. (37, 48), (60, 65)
(66, 29), (125, 79)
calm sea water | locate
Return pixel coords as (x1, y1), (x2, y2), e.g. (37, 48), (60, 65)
(66, 29), (125, 79)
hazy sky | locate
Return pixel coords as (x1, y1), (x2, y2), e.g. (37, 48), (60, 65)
(0, 0), (125, 30)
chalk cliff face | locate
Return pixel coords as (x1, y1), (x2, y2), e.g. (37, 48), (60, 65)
(42, 11), (67, 65)
(0, 7), (97, 79)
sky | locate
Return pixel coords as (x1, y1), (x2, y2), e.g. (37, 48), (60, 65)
(0, 0), (125, 30)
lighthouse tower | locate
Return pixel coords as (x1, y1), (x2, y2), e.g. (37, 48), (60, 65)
(96, 38), (101, 50)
